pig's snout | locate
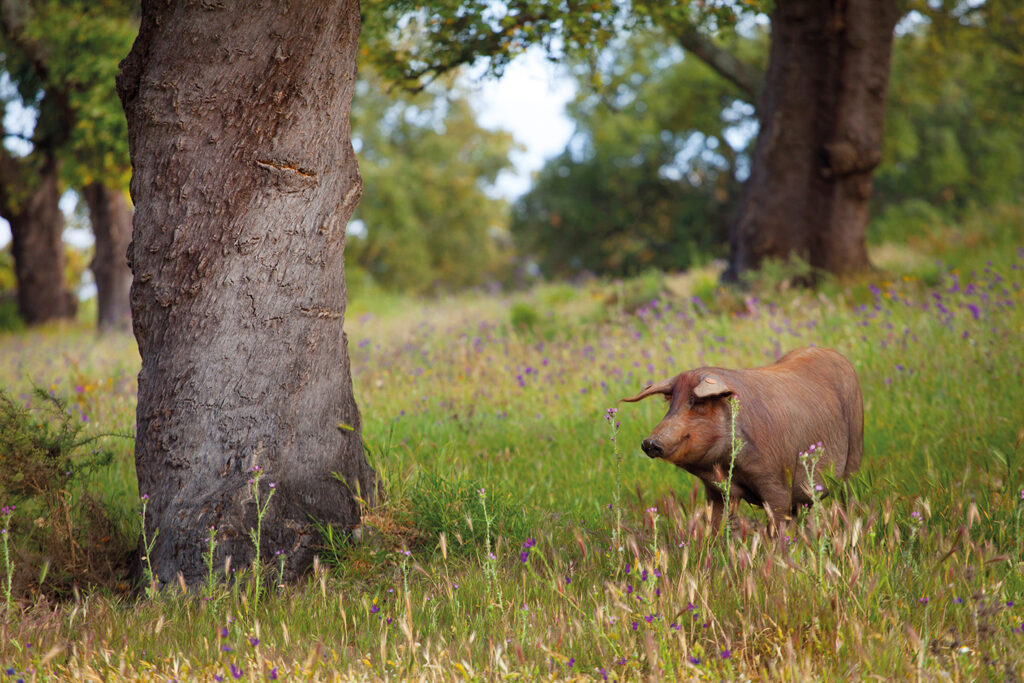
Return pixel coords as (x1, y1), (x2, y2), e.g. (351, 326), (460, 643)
(641, 438), (665, 459)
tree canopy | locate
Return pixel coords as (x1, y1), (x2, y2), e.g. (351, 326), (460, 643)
(1, 0), (135, 191)
(347, 70), (517, 293)
(511, 31), (760, 277)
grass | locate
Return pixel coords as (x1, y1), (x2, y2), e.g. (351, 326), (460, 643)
(1, 205), (1023, 679)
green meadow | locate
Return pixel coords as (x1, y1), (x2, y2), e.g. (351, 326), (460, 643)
(1, 206), (1023, 680)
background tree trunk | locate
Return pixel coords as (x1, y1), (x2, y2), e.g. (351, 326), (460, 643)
(82, 183), (133, 331)
(725, 0), (899, 281)
(117, 0), (376, 585)
(0, 153), (77, 324)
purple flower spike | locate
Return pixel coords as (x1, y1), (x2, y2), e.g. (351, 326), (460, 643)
(520, 550), (530, 563)
(721, 649), (732, 659)
(688, 656), (701, 665)
(231, 663), (243, 679)
(370, 604), (379, 614)
(522, 538), (536, 549)
(249, 637), (259, 647)
(220, 626), (229, 638)
(268, 667), (278, 680)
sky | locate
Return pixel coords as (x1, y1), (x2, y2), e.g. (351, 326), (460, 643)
(0, 47), (576, 249)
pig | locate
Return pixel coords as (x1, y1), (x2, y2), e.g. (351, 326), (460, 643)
(622, 347), (863, 530)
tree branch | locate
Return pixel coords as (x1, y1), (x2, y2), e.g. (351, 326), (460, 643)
(674, 26), (765, 107)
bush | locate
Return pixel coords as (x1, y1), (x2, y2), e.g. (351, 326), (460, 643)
(0, 388), (133, 597)
(869, 199), (946, 245)
(402, 470), (531, 551)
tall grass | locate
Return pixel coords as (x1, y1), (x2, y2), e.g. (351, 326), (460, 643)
(1, 207), (1022, 679)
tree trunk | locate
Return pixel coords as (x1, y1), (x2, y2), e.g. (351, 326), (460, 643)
(725, 0), (898, 281)
(82, 183), (133, 331)
(1, 155), (77, 324)
(117, 0), (375, 585)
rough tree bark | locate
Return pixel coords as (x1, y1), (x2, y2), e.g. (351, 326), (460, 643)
(82, 183), (133, 331)
(724, 0), (899, 280)
(0, 152), (77, 324)
(117, 0), (376, 585)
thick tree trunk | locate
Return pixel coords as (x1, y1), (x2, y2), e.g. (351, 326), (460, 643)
(117, 0), (375, 585)
(82, 183), (133, 331)
(0, 155), (77, 324)
(725, 0), (898, 280)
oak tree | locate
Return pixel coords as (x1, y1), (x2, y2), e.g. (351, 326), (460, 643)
(1, 0), (136, 328)
(117, 0), (376, 584)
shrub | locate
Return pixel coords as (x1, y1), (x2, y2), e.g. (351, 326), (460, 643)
(0, 388), (133, 597)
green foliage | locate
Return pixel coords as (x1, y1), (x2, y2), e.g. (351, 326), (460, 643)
(875, 8), (1024, 221)
(512, 32), (757, 277)
(508, 301), (540, 332)
(0, 386), (132, 594)
(401, 471), (530, 550)
(362, 0), (766, 90)
(346, 69), (516, 293)
(1, 0), (137, 189)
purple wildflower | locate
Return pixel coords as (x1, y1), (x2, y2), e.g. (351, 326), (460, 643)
(522, 538), (536, 548)
(370, 604), (379, 614)
(268, 667), (278, 680)
(231, 664), (242, 679)
(248, 637), (259, 647)
(520, 550), (530, 563)
(688, 656), (701, 665)
(919, 597), (930, 605)
(220, 626), (229, 638)
(568, 657), (574, 668)
(631, 621), (638, 631)
(721, 649), (732, 659)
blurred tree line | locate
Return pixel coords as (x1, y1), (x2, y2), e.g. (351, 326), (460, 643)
(513, 5), (1024, 278)
(3, 0), (1023, 316)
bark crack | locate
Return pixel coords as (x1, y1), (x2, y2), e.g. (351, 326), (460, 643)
(299, 306), (343, 319)
(255, 158), (320, 191)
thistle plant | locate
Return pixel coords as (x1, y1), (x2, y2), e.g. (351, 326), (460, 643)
(477, 487), (503, 609)
(246, 466), (276, 606)
(275, 549), (287, 590)
(605, 407), (623, 552)
(139, 494), (159, 598)
(1, 504), (14, 613)
(203, 525), (219, 600)
(715, 396), (744, 547)
(799, 442), (828, 585)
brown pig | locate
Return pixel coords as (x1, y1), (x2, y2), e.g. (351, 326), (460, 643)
(622, 347), (863, 530)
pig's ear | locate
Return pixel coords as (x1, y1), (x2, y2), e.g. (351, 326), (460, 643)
(621, 377), (675, 403)
(693, 373), (732, 399)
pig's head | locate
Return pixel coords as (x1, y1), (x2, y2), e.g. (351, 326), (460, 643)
(621, 371), (735, 468)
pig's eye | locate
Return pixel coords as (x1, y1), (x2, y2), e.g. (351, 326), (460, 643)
(689, 399), (708, 414)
